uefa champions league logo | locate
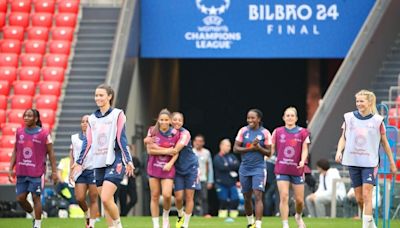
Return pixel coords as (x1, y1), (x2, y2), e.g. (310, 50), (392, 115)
(186, 0), (241, 49)
(195, 0), (230, 26)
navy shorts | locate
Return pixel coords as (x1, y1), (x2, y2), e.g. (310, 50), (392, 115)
(239, 169), (266, 193)
(174, 166), (200, 191)
(216, 184), (239, 201)
(16, 176), (44, 196)
(276, 174), (305, 185)
(75, 169), (96, 185)
(348, 166), (377, 188)
(95, 156), (125, 187)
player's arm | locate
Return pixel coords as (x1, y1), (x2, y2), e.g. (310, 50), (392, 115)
(255, 129), (272, 156)
(46, 135), (58, 184)
(298, 139), (309, 169)
(380, 124), (398, 174)
(164, 129), (190, 170)
(147, 144), (177, 156)
(335, 129), (346, 163)
(8, 144), (17, 182)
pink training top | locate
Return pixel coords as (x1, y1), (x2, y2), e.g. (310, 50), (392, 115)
(146, 126), (180, 179)
(273, 126), (310, 176)
(15, 127), (52, 177)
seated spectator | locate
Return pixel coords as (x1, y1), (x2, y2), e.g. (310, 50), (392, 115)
(305, 159), (346, 217)
(56, 156), (76, 204)
(213, 139), (240, 219)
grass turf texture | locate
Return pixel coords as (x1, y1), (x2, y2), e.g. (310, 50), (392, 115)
(0, 217), (399, 227)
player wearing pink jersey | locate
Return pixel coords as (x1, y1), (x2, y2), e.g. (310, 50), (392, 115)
(145, 109), (180, 228)
(8, 109), (58, 228)
(335, 90), (397, 228)
(272, 107), (310, 228)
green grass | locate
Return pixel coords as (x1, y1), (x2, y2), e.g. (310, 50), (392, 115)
(0, 216), (399, 227)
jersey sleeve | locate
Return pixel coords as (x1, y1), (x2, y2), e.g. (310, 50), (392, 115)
(341, 122), (345, 130)
(262, 129), (272, 145)
(271, 129), (277, 145)
(235, 127), (246, 142)
(380, 123), (386, 134)
(116, 111), (133, 165)
(46, 134), (53, 144)
(178, 129), (191, 146)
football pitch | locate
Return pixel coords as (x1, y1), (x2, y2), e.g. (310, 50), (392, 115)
(0, 217), (399, 227)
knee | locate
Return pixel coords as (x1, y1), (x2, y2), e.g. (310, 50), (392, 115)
(255, 193), (263, 202)
(16, 194), (26, 203)
(163, 193), (172, 201)
(280, 193), (289, 203)
(76, 194), (86, 204)
(362, 192), (371, 202)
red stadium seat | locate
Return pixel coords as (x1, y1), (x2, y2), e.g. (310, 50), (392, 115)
(7, 109), (25, 124)
(0, 39), (22, 54)
(0, 109), (5, 124)
(31, 13), (53, 28)
(0, 12), (5, 27)
(27, 27), (49, 41)
(55, 13), (76, 27)
(3, 26), (25, 41)
(18, 66), (41, 83)
(34, 0), (55, 13)
(45, 54), (68, 68)
(10, 95), (33, 109)
(9, 12), (30, 28)
(20, 53), (43, 67)
(24, 40), (47, 55)
(35, 95), (57, 110)
(11, 0), (32, 13)
(37, 108), (54, 126)
(48, 40), (71, 55)
(0, 148), (13, 162)
(41, 67), (64, 82)
(51, 27), (74, 41)
(0, 94), (6, 109)
(13, 80), (35, 96)
(0, 67), (17, 84)
(0, 0), (6, 13)
(0, 80), (10, 95)
(39, 81), (60, 96)
(58, 0), (79, 14)
(1, 123), (21, 136)
(0, 53), (18, 67)
(0, 135), (16, 148)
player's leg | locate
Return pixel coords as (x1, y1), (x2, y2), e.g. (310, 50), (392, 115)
(292, 177), (306, 227)
(161, 178), (174, 228)
(240, 174), (255, 227)
(149, 178), (161, 228)
(174, 173), (185, 227)
(88, 183), (99, 227)
(75, 183), (89, 226)
(216, 184), (229, 218)
(252, 171), (266, 228)
(228, 185), (239, 218)
(101, 181), (121, 227)
(277, 176), (290, 228)
(361, 167), (377, 228)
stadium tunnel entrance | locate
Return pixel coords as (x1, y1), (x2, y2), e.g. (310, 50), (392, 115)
(129, 58), (341, 216)
(134, 59), (341, 153)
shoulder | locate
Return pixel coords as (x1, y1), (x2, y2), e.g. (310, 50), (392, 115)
(344, 111), (354, 119)
(238, 126), (248, 134)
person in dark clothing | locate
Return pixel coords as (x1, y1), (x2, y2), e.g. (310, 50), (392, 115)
(214, 139), (240, 219)
(264, 155), (279, 216)
(115, 144), (141, 216)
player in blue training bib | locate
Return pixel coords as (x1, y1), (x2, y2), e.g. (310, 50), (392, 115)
(234, 109), (271, 228)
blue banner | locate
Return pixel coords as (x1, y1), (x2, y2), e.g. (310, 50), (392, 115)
(141, 0), (375, 58)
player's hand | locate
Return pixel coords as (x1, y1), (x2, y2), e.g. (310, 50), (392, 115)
(126, 162), (135, 177)
(170, 148), (178, 155)
(390, 162), (398, 174)
(51, 172), (58, 185)
(207, 183), (213, 190)
(8, 170), (14, 183)
(297, 160), (305, 169)
(71, 164), (82, 180)
(335, 152), (342, 163)
(163, 162), (173, 172)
